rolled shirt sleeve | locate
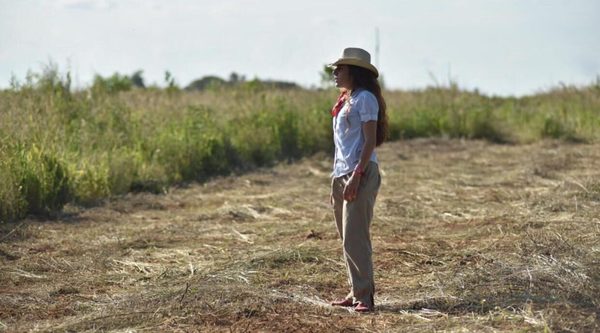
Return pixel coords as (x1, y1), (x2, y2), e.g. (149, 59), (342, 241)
(357, 91), (379, 122)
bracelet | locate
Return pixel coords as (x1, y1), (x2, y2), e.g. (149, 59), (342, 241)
(353, 165), (365, 176)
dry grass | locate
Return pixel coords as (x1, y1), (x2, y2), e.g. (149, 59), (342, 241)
(1, 139), (599, 332)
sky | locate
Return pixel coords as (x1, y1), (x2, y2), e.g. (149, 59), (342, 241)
(1, 0), (599, 96)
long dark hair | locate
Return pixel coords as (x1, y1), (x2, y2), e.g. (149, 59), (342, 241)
(348, 65), (388, 146)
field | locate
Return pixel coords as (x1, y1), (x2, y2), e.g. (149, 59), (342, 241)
(1, 138), (599, 332)
(1, 70), (599, 331)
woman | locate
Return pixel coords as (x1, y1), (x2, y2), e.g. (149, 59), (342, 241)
(329, 47), (387, 313)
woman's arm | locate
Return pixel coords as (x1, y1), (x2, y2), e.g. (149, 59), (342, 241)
(343, 120), (377, 201)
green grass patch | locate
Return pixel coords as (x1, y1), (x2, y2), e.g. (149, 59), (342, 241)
(1, 69), (599, 221)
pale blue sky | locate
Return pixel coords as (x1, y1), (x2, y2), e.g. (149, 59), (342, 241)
(1, 0), (599, 96)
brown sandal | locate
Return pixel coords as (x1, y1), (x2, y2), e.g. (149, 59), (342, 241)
(354, 302), (374, 312)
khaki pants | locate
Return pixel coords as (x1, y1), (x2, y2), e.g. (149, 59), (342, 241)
(331, 161), (381, 307)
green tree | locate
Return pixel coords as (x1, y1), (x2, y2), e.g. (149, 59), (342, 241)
(131, 70), (145, 88)
(92, 73), (132, 93)
(319, 65), (334, 88)
(165, 71), (179, 93)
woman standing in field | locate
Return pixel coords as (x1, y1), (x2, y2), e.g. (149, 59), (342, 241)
(329, 47), (387, 313)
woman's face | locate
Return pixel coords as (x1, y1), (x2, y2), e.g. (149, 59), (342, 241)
(333, 65), (352, 89)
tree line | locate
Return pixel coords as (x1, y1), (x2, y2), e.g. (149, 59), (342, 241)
(92, 70), (301, 93)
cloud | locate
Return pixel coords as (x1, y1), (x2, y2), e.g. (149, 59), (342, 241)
(578, 57), (600, 77)
(57, 0), (116, 10)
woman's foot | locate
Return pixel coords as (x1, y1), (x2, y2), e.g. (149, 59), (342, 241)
(354, 302), (374, 313)
(330, 298), (356, 307)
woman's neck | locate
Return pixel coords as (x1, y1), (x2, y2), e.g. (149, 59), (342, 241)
(348, 87), (362, 96)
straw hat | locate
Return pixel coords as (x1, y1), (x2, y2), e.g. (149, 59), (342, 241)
(330, 47), (379, 78)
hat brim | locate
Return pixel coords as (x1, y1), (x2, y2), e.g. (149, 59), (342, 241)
(329, 58), (379, 78)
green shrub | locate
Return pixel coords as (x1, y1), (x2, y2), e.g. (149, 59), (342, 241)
(0, 148), (26, 222)
(0, 144), (72, 219)
(467, 108), (508, 143)
(92, 73), (133, 94)
(395, 107), (444, 139)
(68, 156), (110, 205)
(230, 110), (280, 167)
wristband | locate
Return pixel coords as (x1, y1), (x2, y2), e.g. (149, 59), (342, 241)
(353, 165), (365, 176)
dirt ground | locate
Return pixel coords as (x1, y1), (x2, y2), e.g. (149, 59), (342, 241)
(1, 139), (599, 332)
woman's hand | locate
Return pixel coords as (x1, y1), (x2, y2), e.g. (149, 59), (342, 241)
(343, 174), (361, 201)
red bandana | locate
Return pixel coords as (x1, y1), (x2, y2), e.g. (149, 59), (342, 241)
(330, 91), (348, 117)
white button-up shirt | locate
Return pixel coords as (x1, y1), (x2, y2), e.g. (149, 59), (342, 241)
(332, 89), (379, 177)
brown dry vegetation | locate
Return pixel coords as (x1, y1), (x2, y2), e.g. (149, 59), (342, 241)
(1, 139), (599, 332)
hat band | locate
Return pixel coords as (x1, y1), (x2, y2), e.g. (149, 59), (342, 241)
(332, 58), (379, 77)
